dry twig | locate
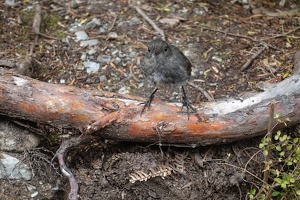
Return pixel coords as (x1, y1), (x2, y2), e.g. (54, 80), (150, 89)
(202, 27), (282, 51)
(134, 6), (166, 40)
(33, 31), (58, 40)
(107, 16), (117, 32)
(263, 26), (300, 40)
(68, 1), (81, 18)
(32, 4), (41, 34)
(255, 101), (275, 199)
(90, 35), (147, 49)
(30, 4), (42, 55)
(31, 4), (58, 40)
(187, 81), (214, 102)
(241, 48), (265, 71)
(264, 101), (275, 182)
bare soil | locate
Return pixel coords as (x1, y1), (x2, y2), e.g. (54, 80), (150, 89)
(0, 0), (300, 199)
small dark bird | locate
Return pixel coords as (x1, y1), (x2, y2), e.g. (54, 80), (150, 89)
(139, 39), (195, 119)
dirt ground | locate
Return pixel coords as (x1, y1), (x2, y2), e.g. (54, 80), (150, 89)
(0, 0), (300, 199)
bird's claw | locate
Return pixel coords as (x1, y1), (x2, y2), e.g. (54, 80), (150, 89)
(140, 88), (158, 116)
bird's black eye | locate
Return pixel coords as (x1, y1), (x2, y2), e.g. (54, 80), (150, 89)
(148, 48), (151, 53)
(164, 47), (168, 52)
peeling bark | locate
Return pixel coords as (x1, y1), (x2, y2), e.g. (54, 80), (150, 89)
(1, 52), (300, 200)
(1, 55), (300, 146)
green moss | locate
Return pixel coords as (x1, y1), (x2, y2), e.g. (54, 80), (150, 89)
(181, 29), (193, 37)
(54, 31), (65, 38)
(20, 9), (35, 26)
(44, 14), (61, 31)
(20, 7), (62, 33)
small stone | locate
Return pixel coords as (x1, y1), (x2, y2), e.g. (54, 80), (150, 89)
(62, 37), (70, 44)
(52, 187), (59, 191)
(0, 153), (32, 180)
(99, 75), (107, 82)
(5, 0), (17, 7)
(104, 85), (113, 91)
(112, 50), (119, 55)
(119, 51), (126, 58)
(85, 18), (101, 29)
(88, 55), (95, 60)
(99, 27), (106, 33)
(108, 32), (118, 38)
(118, 86), (130, 94)
(80, 53), (87, 61)
(129, 51), (137, 57)
(117, 21), (124, 27)
(75, 31), (88, 41)
(70, 0), (78, 9)
(99, 23), (109, 33)
(97, 55), (111, 64)
(115, 57), (121, 63)
(88, 48), (96, 55)
(83, 61), (100, 74)
(138, 82), (144, 88)
(69, 22), (81, 32)
(80, 39), (99, 47)
(31, 191), (38, 198)
(26, 184), (36, 192)
(129, 17), (141, 26)
(0, 121), (40, 152)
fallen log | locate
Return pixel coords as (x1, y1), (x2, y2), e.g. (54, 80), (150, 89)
(0, 51), (300, 146)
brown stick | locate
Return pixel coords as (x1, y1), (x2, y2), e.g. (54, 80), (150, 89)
(202, 27), (282, 51)
(263, 26), (300, 40)
(134, 6), (166, 41)
(187, 82), (214, 102)
(264, 101), (275, 182)
(32, 4), (41, 34)
(254, 101), (276, 199)
(31, 4), (42, 55)
(241, 48), (265, 71)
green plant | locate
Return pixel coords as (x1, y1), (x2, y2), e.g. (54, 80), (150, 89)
(255, 129), (300, 199)
(247, 188), (256, 199)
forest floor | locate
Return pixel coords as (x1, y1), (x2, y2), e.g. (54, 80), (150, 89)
(0, 0), (300, 199)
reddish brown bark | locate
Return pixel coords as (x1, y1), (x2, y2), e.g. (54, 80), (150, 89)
(1, 53), (300, 200)
(1, 59), (300, 146)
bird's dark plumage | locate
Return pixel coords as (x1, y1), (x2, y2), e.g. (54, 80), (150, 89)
(139, 39), (195, 119)
(140, 39), (192, 86)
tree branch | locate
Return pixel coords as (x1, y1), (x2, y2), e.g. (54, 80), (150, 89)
(0, 62), (300, 146)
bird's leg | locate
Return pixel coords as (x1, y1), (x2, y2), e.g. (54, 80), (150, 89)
(140, 88), (158, 115)
(181, 86), (196, 120)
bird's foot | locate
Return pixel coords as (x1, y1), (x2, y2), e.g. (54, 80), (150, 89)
(180, 86), (196, 120)
(180, 100), (196, 120)
(140, 88), (158, 115)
